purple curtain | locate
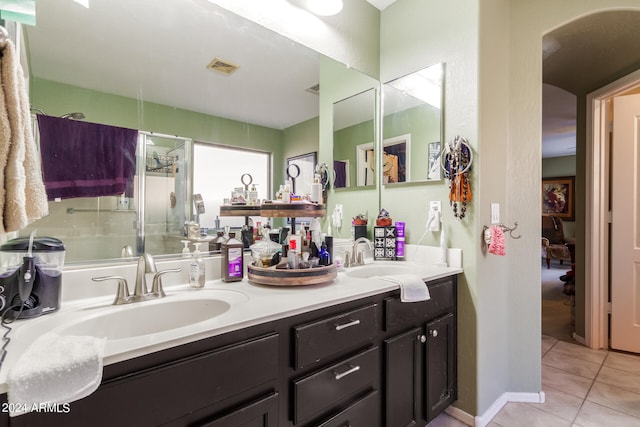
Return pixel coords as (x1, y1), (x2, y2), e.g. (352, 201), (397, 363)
(37, 115), (138, 200)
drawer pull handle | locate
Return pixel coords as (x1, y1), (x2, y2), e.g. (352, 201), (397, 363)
(430, 329), (438, 338)
(418, 334), (427, 343)
(334, 365), (360, 380)
(335, 319), (360, 331)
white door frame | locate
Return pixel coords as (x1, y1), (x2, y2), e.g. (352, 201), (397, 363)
(586, 68), (640, 349)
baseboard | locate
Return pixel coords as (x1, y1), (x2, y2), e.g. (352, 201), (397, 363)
(474, 391), (546, 427)
(572, 332), (586, 345)
(445, 405), (474, 426)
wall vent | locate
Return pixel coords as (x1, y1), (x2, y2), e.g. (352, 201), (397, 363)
(306, 83), (320, 95)
(206, 58), (239, 75)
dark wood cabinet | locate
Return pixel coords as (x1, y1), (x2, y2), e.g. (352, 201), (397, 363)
(383, 276), (458, 426)
(198, 392), (279, 427)
(425, 313), (456, 422)
(0, 275), (457, 427)
(384, 327), (422, 427)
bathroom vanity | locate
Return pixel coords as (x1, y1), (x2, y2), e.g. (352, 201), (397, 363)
(0, 259), (460, 427)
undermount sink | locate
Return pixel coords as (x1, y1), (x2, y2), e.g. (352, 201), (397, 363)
(58, 297), (232, 340)
(344, 261), (447, 280)
(346, 265), (417, 279)
(13, 289), (250, 351)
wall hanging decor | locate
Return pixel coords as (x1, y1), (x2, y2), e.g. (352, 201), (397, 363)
(441, 135), (473, 219)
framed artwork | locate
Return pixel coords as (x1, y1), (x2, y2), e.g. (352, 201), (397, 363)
(542, 176), (575, 220)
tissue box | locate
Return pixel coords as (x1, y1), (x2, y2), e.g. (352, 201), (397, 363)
(374, 226), (396, 260)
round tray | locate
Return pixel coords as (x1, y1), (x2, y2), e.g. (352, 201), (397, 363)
(247, 263), (336, 286)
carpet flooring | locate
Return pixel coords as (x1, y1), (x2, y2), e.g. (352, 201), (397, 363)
(541, 262), (575, 342)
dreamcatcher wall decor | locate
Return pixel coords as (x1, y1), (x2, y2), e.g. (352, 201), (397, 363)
(441, 135), (473, 219)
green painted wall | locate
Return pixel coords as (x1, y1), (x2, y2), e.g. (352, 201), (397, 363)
(542, 155), (576, 178)
(31, 78), (287, 183)
(383, 104), (441, 182)
(333, 118), (375, 188)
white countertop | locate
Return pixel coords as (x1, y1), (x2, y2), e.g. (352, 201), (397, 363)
(0, 246), (462, 394)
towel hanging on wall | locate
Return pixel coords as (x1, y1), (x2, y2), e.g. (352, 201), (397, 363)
(0, 36), (49, 233)
(37, 116), (138, 200)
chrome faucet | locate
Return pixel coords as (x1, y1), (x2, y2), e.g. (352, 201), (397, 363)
(93, 253), (181, 305)
(344, 237), (373, 267)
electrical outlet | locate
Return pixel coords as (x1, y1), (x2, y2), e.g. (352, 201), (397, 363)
(428, 201), (441, 231)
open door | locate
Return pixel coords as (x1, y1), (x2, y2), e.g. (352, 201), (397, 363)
(611, 93), (640, 353)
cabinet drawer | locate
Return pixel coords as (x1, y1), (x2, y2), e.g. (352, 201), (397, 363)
(294, 303), (378, 369)
(317, 390), (380, 427)
(11, 333), (280, 427)
(292, 346), (379, 424)
(384, 278), (455, 331)
(199, 392), (279, 427)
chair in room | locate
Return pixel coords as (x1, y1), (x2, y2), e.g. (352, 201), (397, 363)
(541, 215), (575, 269)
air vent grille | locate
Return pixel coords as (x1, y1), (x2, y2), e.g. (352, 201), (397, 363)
(206, 58), (239, 75)
(306, 83), (320, 95)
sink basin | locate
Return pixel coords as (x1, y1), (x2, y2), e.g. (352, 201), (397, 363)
(346, 265), (417, 279)
(58, 298), (231, 340)
(13, 289), (250, 353)
(344, 262), (448, 280)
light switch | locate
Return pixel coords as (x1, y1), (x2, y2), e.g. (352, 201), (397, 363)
(491, 203), (500, 224)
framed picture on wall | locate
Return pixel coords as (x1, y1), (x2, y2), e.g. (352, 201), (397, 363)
(542, 176), (575, 220)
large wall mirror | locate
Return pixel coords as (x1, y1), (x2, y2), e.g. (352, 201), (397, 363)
(332, 89), (376, 189)
(21, 0), (329, 264)
(382, 62), (444, 184)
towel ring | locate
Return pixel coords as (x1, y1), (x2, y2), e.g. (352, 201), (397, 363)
(440, 136), (474, 176)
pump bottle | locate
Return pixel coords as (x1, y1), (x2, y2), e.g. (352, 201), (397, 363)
(189, 242), (205, 288)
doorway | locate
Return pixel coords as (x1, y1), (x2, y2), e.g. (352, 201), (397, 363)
(587, 72), (640, 353)
(542, 9), (640, 352)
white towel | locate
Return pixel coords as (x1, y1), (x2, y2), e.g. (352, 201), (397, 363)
(0, 38), (49, 233)
(377, 273), (431, 302)
(7, 333), (106, 417)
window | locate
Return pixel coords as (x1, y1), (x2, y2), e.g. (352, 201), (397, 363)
(193, 143), (271, 229)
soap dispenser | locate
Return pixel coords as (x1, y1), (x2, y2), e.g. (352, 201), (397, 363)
(222, 232), (244, 282)
(189, 242), (205, 288)
(181, 240), (191, 257)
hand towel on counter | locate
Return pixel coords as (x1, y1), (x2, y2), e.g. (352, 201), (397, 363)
(0, 38), (49, 232)
(7, 333), (106, 417)
(37, 115), (138, 200)
(377, 273), (431, 302)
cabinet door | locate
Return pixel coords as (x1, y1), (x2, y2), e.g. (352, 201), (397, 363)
(384, 327), (422, 427)
(424, 313), (456, 423)
(199, 392), (278, 427)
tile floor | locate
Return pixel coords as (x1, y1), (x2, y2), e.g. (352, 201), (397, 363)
(428, 335), (640, 426)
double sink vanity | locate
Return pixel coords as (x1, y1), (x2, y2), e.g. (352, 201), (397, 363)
(0, 248), (461, 426)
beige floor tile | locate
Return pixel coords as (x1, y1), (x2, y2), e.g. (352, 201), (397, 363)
(604, 351), (640, 376)
(596, 365), (640, 395)
(527, 386), (583, 421)
(574, 400), (640, 427)
(586, 381), (640, 418)
(550, 340), (608, 365)
(542, 365), (592, 399)
(426, 412), (468, 427)
(492, 402), (571, 427)
(542, 350), (602, 379)
(542, 335), (557, 356)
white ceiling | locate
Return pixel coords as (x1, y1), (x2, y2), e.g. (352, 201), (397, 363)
(29, 1), (636, 159)
(542, 10), (640, 159)
(26, 0), (321, 130)
(365, 0), (397, 10)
